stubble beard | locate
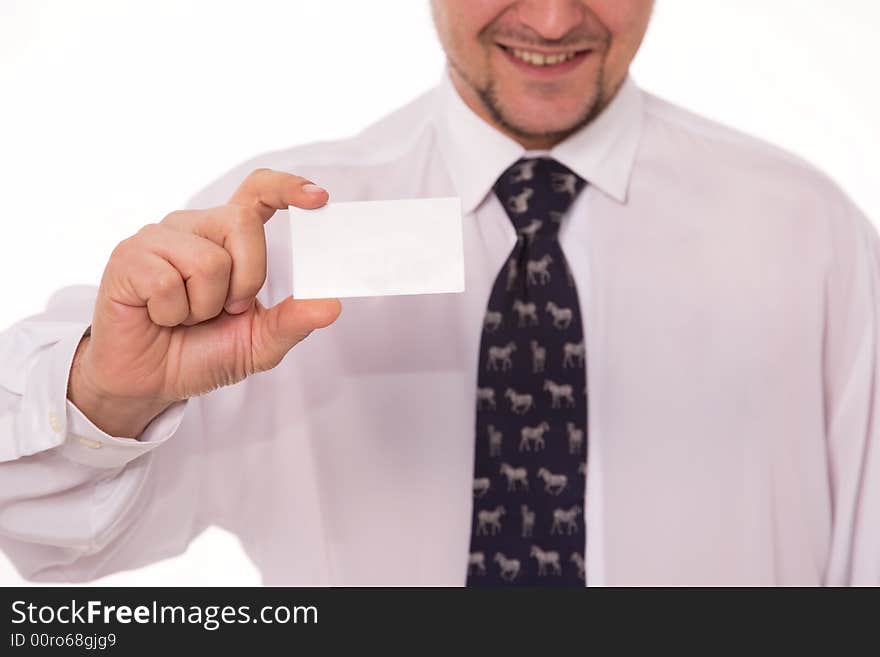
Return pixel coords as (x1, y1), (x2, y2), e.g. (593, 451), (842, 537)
(449, 54), (610, 147)
(481, 65), (607, 145)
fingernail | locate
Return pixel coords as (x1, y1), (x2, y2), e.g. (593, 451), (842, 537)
(226, 299), (252, 314)
(302, 183), (325, 194)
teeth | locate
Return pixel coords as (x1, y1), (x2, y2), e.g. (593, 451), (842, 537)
(510, 48), (576, 66)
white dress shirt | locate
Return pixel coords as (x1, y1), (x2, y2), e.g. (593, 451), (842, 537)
(1, 71), (878, 585)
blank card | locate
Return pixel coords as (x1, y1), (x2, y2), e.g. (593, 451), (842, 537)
(289, 197), (465, 299)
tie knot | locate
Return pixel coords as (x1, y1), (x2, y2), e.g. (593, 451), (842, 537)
(493, 158), (586, 239)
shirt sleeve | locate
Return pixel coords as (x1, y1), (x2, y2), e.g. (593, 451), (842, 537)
(0, 310), (186, 467)
(822, 198), (880, 585)
(0, 285), (196, 582)
(0, 166), (281, 582)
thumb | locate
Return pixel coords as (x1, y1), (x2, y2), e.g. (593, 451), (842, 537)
(250, 296), (342, 372)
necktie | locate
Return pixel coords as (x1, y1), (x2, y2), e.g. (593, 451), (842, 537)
(467, 157), (588, 586)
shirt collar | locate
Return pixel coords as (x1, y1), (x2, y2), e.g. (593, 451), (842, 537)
(434, 68), (644, 213)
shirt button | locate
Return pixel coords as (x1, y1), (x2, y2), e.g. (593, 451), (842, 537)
(48, 411), (63, 434)
(75, 435), (103, 450)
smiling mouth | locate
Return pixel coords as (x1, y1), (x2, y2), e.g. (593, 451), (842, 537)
(496, 43), (591, 67)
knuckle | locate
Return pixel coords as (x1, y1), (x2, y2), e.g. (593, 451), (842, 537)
(195, 248), (232, 279)
(248, 167), (271, 182)
(152, 271), (181, 297)
(190, 294), (226, 323)
(110, 232), (143, 262)
(136, 222), (163, 240)
(109, 239), (130, 263)
(161, 209), (188, 226)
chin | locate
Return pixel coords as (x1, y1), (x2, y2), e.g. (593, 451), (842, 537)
(497, 100), (596, 141)
(486, 76), (601, 137)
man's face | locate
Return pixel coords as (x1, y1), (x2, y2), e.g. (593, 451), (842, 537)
(431, 0), (653, 148)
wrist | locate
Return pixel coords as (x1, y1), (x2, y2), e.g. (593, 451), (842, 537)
(67, 334), (172, 439)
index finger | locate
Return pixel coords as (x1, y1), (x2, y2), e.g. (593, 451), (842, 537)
(228, 168), (329, 222)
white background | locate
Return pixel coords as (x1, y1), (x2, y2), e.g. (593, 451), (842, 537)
(1, 0), (878, 585)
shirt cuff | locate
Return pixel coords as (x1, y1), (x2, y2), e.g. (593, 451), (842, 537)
(59, 397), (187, 469)
(3, 321), (188, 469)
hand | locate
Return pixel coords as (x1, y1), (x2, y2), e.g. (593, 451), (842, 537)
(68, 169), (341, 438)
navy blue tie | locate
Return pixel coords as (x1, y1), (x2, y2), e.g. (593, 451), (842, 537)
(467, 158), (588, 586)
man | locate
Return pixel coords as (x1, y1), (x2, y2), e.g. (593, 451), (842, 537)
(1, 0), (878, 585)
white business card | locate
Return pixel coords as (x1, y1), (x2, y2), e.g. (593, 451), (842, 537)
(289, 197), (465, 299)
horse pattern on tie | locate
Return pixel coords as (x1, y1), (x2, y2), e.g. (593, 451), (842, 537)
(467, 157), (589, 587)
